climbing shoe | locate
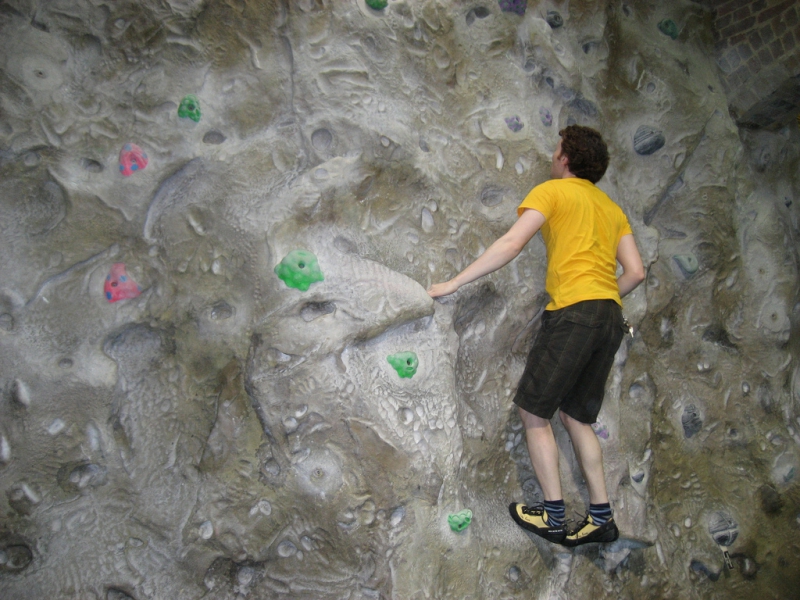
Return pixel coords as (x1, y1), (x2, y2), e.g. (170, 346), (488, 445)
(508, 502), (567, 544)
(562, 514), (619, 547)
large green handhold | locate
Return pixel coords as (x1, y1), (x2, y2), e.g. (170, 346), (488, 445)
(387, 352), (418, 378)
(448, 509), (473, 532)
(178, 95), (202, 122)
(274, 250), (324, 291)
(366, 0), (388, 9)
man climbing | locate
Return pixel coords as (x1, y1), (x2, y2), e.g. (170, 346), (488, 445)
(427, 125), (645, 546)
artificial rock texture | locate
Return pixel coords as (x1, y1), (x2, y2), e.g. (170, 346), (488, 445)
(0, 1), (799, 599)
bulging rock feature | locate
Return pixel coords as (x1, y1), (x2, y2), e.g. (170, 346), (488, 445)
(0, 544), (33, 572)
(546, 10), (563, 29)
(673, 253), (699, 276)
(633, 125), (666, 155)
(682, 404), (703, 438)
(202, 130), (226, 144)
(708, 511), (739, 547)
(498, 0), (526, 16)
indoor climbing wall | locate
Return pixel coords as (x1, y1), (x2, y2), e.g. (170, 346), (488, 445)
(1, 1), (799, 599)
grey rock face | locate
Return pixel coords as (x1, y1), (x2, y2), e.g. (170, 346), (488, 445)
(0, 2), (799, 599)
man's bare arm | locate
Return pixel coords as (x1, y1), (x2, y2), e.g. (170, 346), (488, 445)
(616, 234), (645, 298)
(427, 209), (546, 298)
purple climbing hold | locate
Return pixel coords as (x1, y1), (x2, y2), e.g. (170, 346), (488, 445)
(505, 116), (524, 132)
(498, 0), (526, 16)
(591, 421), (609, 440)
(539, 107), (553, 126)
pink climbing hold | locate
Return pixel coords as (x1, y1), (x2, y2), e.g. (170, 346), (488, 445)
(104, 263), (142, 302)
(118, 143), (148, 176)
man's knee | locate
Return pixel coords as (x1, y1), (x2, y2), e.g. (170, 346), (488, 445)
(559, 409), (585, 431)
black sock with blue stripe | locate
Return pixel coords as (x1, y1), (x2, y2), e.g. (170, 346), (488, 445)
(543, 499), (565, 527)
(589, 502), (612, 525)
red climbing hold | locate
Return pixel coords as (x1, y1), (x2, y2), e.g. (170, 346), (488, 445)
(104, 263), (142, 302)
(119, 143), (148, 176)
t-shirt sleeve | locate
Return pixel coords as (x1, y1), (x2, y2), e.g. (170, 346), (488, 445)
(617, 212), (633, 243)
(517, 182), (556, 218)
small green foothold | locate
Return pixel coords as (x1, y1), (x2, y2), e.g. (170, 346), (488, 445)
(658, 19), (679, 40)
(448, 509), (473, 532)
(673, 254), (699, 276)
(366, 0), (388, 10)
(178, 94), (202, 122)
(274, 250), (324, 291)
(387, 352), (418, 378)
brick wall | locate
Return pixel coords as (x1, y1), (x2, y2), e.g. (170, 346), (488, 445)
(707, 0), (800, 127)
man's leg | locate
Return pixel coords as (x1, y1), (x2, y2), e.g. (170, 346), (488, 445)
(559, 410), (619, 546)
(559, 410), (608, 504)
(519, 407), (562, 501)
(508, 407), (567, 543)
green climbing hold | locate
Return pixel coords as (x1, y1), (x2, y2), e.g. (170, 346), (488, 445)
(365, 0), (388, 10)
(448, 509), (473, 532)
(178, 95), (202, 122)
(658, 19), (679, 40)
(274, 250), (324, 291)
(387, 352), (418, 379)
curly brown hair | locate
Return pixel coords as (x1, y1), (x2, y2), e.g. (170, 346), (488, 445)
(558, 125), (609, 183)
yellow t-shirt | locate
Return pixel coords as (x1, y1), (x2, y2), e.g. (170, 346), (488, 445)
(517, 178), (633, 310)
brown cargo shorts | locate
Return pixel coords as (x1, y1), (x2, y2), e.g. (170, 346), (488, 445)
(513, 299), (627, 424)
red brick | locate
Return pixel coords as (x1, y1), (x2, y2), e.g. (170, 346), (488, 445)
(715, 39), (730, 52)
(749, 29), (764, 50)
(758, 45), (774, 65)
(751, 0), (767, 11)
(770, 38), (784, 58)
(747, 55), (762, 72)
(757, 0), (795, 24)
(785, 7), (798, 27)
(729, 32), (747, 45)
(716, 0), (746, 18)
(716, 5), (734, 17)
(732, 6), (750, 22)
(724, 48), (742, 70)
(716, 14), (733, 30)
(732, 63), (749, 77)
(782, 31), (795, 52)
(760, 22), (775, 43)
(721, 15), (756, 37)
(738, 42), (754, 61)
(773, 15), (787, 37)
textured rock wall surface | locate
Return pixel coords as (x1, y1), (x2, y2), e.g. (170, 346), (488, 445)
(0, 1), (799, 599)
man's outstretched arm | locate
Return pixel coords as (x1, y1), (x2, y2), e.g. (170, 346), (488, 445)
(427, 208), (546, 298)
(616, 234), (645, 298)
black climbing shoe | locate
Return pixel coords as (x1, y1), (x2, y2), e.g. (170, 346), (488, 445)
(562, 514), (619, 547)
(509, 502), (567, 544)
